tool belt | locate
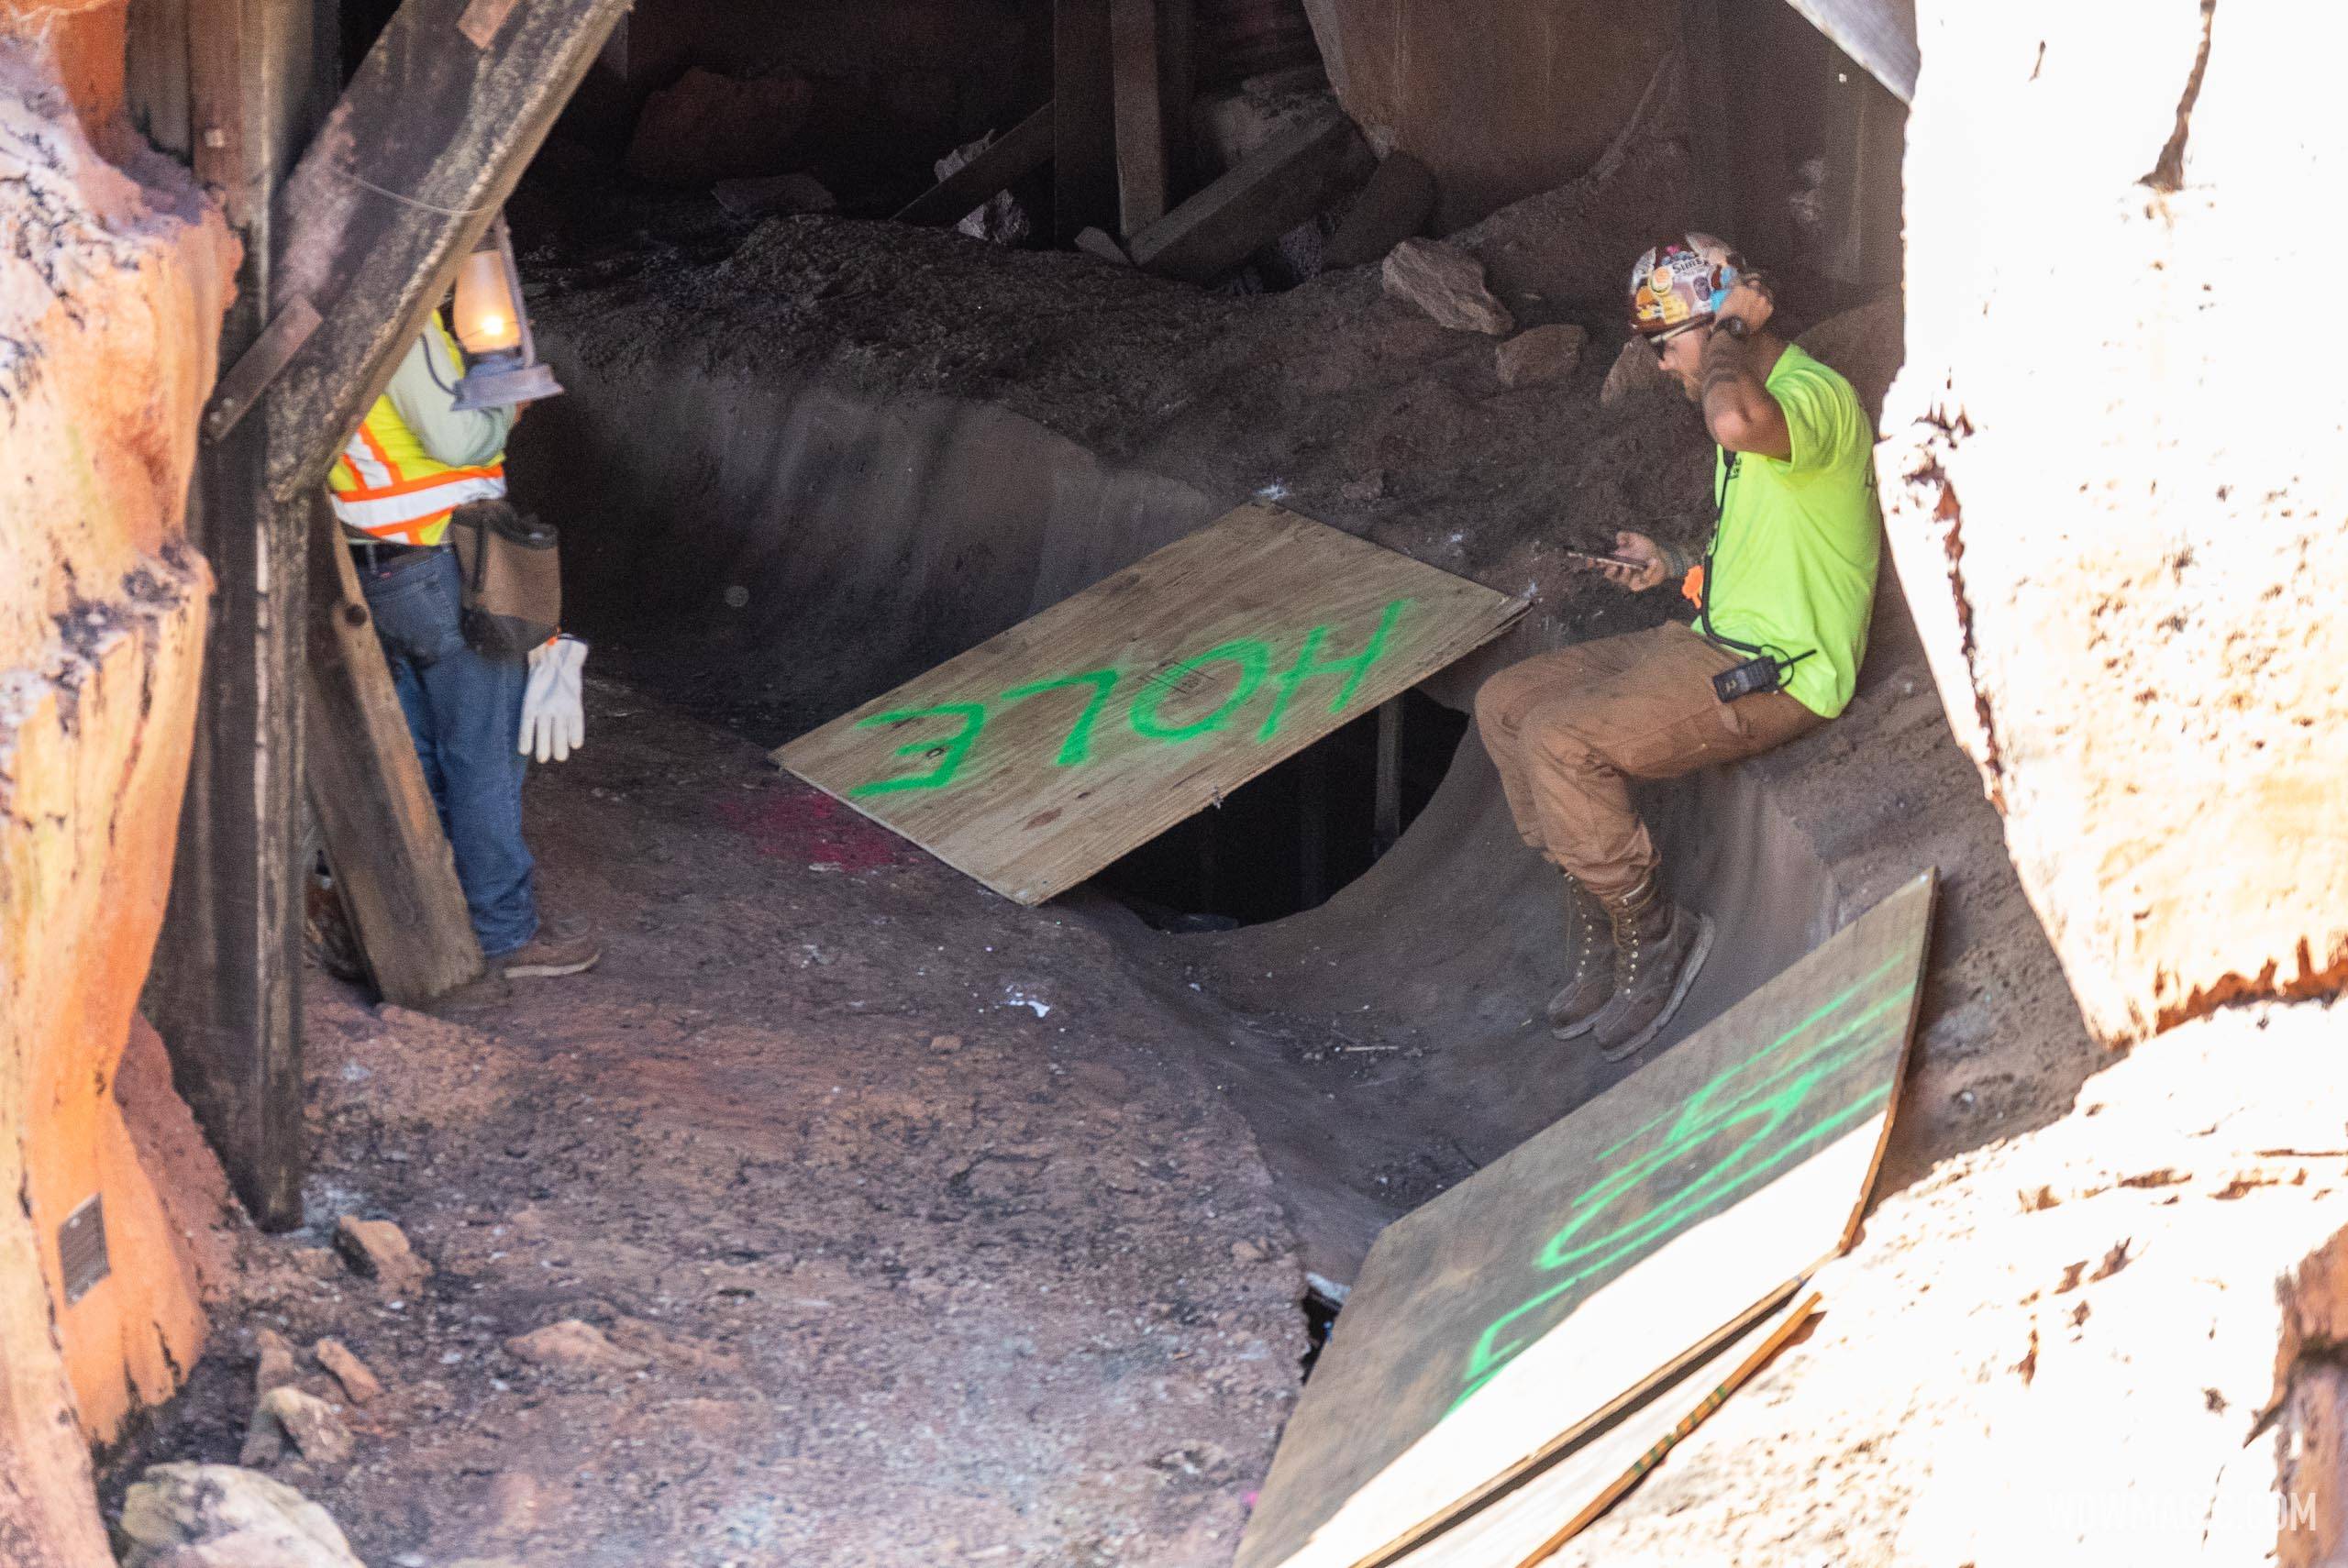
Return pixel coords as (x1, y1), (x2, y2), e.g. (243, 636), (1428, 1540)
(448, 499), (561, 657)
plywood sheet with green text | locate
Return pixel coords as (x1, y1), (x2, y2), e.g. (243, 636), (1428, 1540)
(1237, 871), (1937, 1568)
(774, 503), (1527, 903)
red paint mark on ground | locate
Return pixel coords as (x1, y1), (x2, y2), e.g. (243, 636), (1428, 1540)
(716, 782), (916, 874)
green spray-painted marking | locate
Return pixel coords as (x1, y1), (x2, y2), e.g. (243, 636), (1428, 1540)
(1001, 668), (1121, 766)
(1128, 641), (1271, 742)
(841, 597), (1417, 796)
(847, 701), (989, 796)
(1254, 599), (1408, 743)
(1447, 962), (1914, 1412)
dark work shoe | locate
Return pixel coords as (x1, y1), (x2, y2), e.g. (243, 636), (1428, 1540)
(1546, 875), (1616, 1039)
(500, 916), (602, 979)
(1589, 877), (1712, 1062)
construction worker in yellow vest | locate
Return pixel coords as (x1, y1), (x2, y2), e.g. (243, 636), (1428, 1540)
(329, 311), (598, 978)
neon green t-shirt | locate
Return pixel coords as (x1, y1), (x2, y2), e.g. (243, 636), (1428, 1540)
(1695, 343), (1882, 719)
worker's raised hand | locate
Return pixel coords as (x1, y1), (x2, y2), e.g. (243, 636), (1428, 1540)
(1714, 273), (1775, 339)
(1603, 531), (1670, 593)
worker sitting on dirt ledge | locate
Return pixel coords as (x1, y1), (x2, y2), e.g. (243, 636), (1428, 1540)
(1476, 233), (1880, 1061)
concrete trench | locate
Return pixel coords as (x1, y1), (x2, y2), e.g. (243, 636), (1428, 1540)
(515, 337), (2099, 1284)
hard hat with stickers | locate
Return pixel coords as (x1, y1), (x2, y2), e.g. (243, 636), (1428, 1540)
(1628, 233), (1744, 338)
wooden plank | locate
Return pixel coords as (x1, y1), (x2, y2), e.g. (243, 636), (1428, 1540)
(1391, 1293), (1822, 1567)
(1780, 0), (1918, 105)
(303, 499), (486, 1005)
(1235, 871), (1937, 1568)
(893, 99), (1056, 226)
(1109, 0), (1168, 234)
(203, 293), (320, 442)
(1053, 0), (1117, 243)
(775, 503), (1524, 906)
(1126, 108), (1372, 283)
(260, 0), (633, 505)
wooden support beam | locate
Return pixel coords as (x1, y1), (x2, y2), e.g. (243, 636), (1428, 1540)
(1109, 0), (1167, 235)
(1053, 0), (1116, 243)
(304, 500), (486, 1005)
(1157, 0), (1194, 202)
(203, 293), (319, 442)
(261, 0), (634, 504)
(893, 99), (1055, 226)
(1126, 109), (1371, 283)
(1372, 696), (1401, 857)
(150, 0), (317, 1231)
(1780, 0), (1917, 105)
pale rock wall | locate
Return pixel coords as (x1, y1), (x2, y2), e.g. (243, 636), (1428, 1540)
(0, 17), (238, 1568)
(1296, 0), (1671, 230)
(1877, 1), (2348, 1043)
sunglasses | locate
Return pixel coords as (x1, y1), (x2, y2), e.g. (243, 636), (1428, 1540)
(1648, 322), (1707, 361)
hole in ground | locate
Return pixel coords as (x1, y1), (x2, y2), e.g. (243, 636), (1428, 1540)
(1092, 689), (1468, 930)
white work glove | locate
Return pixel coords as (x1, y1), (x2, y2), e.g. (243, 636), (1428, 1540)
(518, 635), (587, 763)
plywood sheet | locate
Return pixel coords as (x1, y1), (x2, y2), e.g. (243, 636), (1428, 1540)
(774, 503), (1525, 904)
(1390, 1292), (1822, 1568)
(1236, 870), (1936, 1568)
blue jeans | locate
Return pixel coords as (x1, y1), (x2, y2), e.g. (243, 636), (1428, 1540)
(357, 547), (539, 956)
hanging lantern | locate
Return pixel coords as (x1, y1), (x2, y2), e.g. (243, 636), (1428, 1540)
(450, 212), (562, 411)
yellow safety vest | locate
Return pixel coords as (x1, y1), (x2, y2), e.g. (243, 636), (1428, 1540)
(327, 316), (506, 546)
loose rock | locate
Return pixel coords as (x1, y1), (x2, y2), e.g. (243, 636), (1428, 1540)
(312, 1338), (382, 1406)
(712, 172), (836, 220)
(252, 1327), (300, 1396)
(624, 68), (814, 186)
(1496, 323), (1589, 389)
(334, 1214), (429, 1295)
(116, 1463), (364, 1568)
(504, 1318), (651, 1375)
(241, 1387), (356, 1468)
(1600, 335), (1678, 408)
(1381, 238), (1514, 336)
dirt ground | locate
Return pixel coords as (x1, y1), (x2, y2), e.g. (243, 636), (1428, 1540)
(103, 685), (1311, 1568)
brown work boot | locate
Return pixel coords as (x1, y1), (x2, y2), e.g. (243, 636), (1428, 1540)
(499, 915), (602, 979)
(1588, 876), (1712, 1062)
(1546, 875), (1616, 1039)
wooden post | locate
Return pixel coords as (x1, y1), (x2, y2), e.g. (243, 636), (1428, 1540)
(148, 0), (318, 1231)
(1678, 0), (1733, 234)
(304, 499), (486, 1005)
(1053, 0), (1116, 243)
(1372, 697), (1402, 857)
(1109, 0), (1167, 235)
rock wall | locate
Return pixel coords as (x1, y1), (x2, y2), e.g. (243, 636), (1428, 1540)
(1878, 1), (2348, 1043)
(1297, 0), (1671, 230)
(0, 17), (239, 1568)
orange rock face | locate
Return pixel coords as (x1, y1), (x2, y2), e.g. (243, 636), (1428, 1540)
(0, 21), (239, 1568)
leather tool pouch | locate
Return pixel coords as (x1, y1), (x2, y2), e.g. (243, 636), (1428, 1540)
(449, 499), (559, 657)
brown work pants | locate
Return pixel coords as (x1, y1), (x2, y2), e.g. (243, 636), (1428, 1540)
(1473, 623), (1823, 898)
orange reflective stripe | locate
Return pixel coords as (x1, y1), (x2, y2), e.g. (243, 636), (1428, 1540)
(334, 463), (506, 503)
(357, 419), (402, 481)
